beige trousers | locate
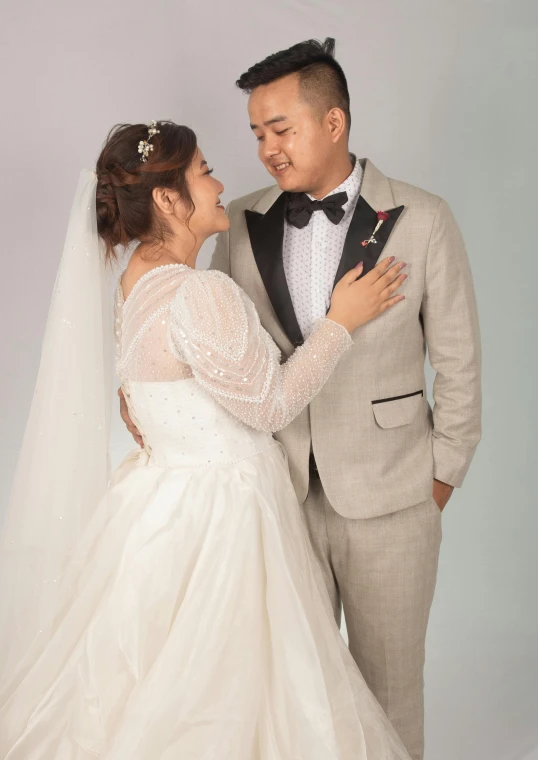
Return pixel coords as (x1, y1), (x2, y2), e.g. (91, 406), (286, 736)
(302, 479), (442, 760)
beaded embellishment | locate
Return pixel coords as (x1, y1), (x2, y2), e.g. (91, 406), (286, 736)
(138, 121), (160, 163)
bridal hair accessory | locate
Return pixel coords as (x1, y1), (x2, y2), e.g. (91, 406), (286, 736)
(361, 210), (390, 247)
(138, 120), (160, 162)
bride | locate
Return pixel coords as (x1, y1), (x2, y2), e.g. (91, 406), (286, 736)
(0, 120), (410, 759)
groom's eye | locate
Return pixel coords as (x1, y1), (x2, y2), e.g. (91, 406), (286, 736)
(276, 129), (289, 136)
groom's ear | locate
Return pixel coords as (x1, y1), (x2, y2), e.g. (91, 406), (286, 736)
(326, 107), (347, 144)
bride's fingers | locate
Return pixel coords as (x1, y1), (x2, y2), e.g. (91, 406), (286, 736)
(380, 272), (408, 300)
(372, 261), (407, 293)
(341, 261), (364, 286)
(343, 257), (402, 287)
(379, 293), (406, 312)
(362, 256), (396, 285)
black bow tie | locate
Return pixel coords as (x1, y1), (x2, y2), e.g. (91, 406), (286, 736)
(286, 191), (349, 229)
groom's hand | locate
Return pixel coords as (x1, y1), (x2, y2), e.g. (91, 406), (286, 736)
(118, 387), (144, 448)
(433, 479), (453, 511)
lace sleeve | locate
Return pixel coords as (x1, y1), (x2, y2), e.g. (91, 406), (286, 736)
(169, 270), (352, 433)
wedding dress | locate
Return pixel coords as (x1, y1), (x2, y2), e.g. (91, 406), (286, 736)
(0, 219), (411, 759)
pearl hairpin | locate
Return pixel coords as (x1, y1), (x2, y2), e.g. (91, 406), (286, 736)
(138, 121), (160, 163)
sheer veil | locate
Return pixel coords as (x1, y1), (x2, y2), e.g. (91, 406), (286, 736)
(0, 170), (114, 693)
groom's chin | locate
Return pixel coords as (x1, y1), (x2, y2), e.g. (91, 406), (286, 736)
(274, 174), (302, 193)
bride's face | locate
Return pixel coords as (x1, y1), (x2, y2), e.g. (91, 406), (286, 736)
(184, 148), (229, 238)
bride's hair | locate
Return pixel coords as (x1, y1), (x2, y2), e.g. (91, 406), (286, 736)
(95, 121), (197, 261)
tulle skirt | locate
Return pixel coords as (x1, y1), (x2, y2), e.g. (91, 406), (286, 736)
(0, 444), (410, 759)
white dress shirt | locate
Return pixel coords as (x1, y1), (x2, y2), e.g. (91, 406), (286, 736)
(283, 160), (363, 339)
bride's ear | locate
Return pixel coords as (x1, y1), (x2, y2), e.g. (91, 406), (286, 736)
(152, 186), (183, 219)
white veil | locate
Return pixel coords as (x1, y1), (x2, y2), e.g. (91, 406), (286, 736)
(0, 170), (114, 690)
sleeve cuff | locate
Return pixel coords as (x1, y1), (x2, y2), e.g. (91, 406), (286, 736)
(432, 436), (478, 489)
(320, 317), (354, 350)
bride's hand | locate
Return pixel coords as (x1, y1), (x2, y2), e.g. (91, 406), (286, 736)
(327, 256), (407, 334)
(118, 387), (144, 448)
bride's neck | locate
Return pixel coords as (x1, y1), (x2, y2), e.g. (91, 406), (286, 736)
(121, 235), (200, 301)
(137, 231), (201, 269)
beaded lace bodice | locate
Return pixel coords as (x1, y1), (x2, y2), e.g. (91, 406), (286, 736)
(114, 264), (352, 465)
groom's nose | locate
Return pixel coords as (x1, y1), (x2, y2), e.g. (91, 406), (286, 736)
(263, 135), (280, 161)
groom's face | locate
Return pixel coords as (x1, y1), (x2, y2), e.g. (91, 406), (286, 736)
(248, 73), (335, 194)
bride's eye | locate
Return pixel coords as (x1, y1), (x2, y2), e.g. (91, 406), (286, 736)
(205, 168), (214, 175)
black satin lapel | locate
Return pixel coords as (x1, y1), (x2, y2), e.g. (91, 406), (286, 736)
(332, 197), (377, 287)
(333, 198), (405, 288)
(245, 193), (304, 347)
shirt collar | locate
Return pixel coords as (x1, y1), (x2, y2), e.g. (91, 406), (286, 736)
(307, 158), (363, 206)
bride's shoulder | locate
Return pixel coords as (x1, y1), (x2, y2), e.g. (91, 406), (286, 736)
(175, 268), (244, 302)
(170, 269), (258, 342)
(171, 270), (258, 329)
(119, 263), (192, 314)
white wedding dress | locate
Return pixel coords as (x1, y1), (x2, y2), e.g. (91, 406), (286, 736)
(0, 264), (411, 760)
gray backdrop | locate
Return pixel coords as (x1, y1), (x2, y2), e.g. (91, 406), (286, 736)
(1, 1), (537, 758)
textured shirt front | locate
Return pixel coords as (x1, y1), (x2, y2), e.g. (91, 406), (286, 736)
(283, 161), (363, 339)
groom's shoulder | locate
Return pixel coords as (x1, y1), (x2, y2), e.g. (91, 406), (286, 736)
(227, 184), (280, 216)
(387, 174), (442, 213)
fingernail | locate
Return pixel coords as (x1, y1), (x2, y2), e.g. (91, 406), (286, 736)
(388, 256), (395, 263)
(355, 261), (364, 269)
(401, 274), (408, 280)
(399, 262), (407, 269)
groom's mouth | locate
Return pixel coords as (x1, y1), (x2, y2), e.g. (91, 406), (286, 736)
(271, 161), (292, 176)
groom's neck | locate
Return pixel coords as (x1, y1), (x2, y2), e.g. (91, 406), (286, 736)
(307, 152), (355, 200)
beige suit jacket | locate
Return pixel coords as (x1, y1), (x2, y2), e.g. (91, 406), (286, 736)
(210, 158), (482, 518)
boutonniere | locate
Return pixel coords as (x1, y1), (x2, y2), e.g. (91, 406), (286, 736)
(361, 210), (390, 247)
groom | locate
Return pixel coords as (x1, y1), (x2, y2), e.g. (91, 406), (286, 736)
(121, 37), (481, 760)
(211, 39), (481, 759)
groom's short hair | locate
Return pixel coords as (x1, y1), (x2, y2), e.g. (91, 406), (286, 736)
(236, 38), (351, 131)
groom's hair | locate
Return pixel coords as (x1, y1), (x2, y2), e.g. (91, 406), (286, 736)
(236, 38), (351, 131)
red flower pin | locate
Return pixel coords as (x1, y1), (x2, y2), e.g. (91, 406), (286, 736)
(362, 210), (390, 247)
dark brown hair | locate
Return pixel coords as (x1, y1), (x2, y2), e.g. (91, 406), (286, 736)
(95, 121), (198, 262)
(236, 38), (351, 131)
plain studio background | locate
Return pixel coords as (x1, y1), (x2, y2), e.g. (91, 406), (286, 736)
(1, 0), (537, 757)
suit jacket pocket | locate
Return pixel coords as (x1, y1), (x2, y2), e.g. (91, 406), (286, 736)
(371, 390), (423, 429)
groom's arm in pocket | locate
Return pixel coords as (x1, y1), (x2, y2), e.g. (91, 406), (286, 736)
(421, 198), (482, 503)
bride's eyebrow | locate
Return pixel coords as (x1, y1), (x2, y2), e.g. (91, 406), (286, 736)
(200, 159), (208, 168)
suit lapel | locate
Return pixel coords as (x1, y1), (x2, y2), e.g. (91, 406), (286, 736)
(245, 193), (304, 347)
(333, 159), (405, 289)
(243, 160), (405, 348)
